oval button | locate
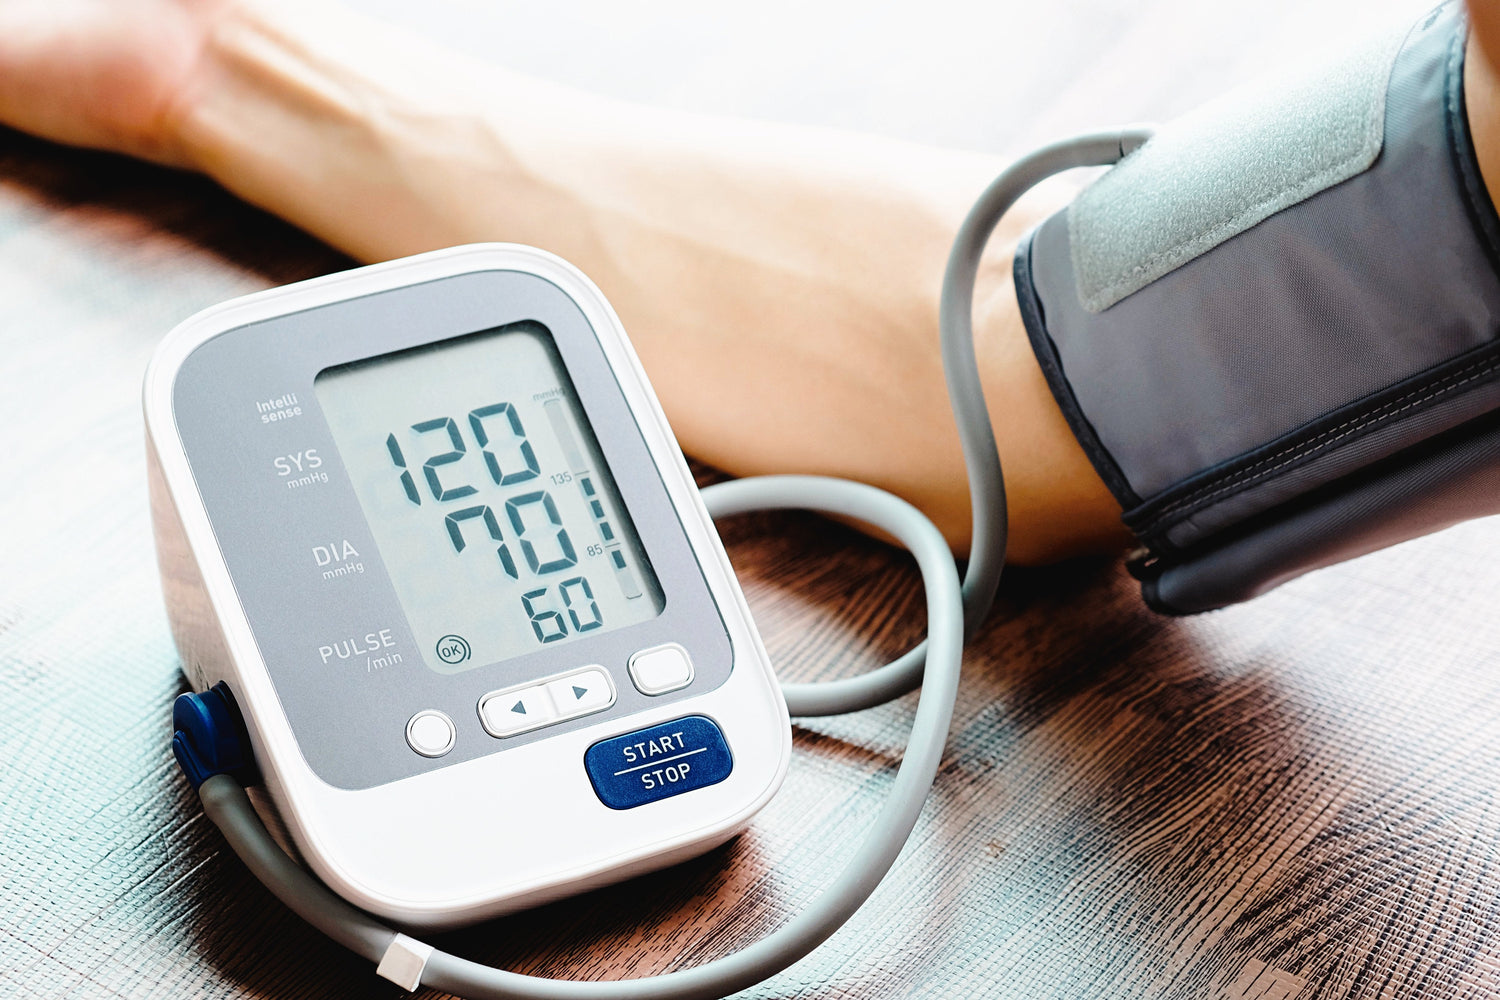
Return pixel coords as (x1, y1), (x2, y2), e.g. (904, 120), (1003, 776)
(584, 716), (733, 810)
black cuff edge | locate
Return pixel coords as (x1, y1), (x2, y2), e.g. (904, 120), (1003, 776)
(1135, 402), (1500, 617)
(1446, 11), (1500, 281)
(1013, 228), (1142, 514)
(1138, 577), (1189, 616)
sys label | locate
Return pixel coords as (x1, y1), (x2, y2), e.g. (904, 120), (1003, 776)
(583, 715), (733, 810)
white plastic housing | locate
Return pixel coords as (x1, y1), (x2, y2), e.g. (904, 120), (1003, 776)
(145, 244), (791, 929)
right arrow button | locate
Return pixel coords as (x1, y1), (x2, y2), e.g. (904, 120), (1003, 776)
(545, 666), (616, 722)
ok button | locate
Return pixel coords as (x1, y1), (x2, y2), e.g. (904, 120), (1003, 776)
(584, 716), (733, 810)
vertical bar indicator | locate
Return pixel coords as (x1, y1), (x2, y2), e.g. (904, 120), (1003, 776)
(544, 398), (588, 473)
(551, 399), (645, 602)
(611, 549), (644, 599)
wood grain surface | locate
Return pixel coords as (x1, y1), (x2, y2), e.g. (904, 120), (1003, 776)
(4, 1), (1499, 997)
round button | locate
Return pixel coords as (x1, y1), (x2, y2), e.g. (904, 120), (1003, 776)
(405, 710), (456, 758)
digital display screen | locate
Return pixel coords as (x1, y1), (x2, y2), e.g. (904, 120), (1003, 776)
(316, 322), (665, 673)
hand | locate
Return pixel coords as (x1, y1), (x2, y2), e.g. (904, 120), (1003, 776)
(0, 0), (232, 167)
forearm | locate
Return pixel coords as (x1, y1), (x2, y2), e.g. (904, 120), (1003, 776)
(168, 0), (1126, 562)
(1469, 32), (1500, 195)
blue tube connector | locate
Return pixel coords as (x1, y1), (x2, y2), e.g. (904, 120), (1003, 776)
(172, 682), (259, 790)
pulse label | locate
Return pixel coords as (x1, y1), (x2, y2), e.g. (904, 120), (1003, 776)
(317, 628), (403, 672)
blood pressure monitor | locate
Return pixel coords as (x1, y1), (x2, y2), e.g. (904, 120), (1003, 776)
(145, 244), (791, 928)
(139, 130), (1140, 998)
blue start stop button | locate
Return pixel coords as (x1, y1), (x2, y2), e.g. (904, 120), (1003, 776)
(584, 715), (733, 810)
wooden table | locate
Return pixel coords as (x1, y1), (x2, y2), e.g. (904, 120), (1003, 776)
(4, 1), (1497, 997)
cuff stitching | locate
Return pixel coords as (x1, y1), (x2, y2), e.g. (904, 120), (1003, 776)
(1141, 351), (1500, 525)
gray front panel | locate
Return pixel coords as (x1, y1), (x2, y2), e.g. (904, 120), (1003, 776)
(173, 269), (732, 789)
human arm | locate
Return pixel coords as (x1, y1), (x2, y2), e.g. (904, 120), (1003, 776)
(0, 0), (1125, 564)
(5, 0), (1499, 582)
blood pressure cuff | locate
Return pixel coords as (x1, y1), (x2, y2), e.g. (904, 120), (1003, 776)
(1015, 2), (1500, 614)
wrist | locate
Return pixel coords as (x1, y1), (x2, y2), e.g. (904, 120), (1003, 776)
(165, 0), (550, 260)
(154, 0), (272, 174)
(170, 2), (395, 190)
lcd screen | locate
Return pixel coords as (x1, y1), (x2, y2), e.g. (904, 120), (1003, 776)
(317, 322), (665, 674)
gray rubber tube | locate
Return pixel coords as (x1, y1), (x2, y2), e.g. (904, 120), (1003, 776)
(199, 776), (395, 964)
(204, 475), (962, 1000)
(776, 127), (1153, 718)
(193, 128), (1154, 1000)
(938, 127), (1154, 634)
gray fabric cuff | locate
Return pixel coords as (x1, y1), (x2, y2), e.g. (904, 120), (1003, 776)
(1015, 3), (1500, 613)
